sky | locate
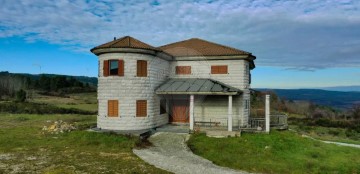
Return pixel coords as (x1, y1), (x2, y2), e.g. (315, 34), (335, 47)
(0, 0), (360, 88)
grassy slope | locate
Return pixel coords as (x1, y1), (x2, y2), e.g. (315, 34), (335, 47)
(188, 131), (360, 174)
(0, 113), (168, 174)
(31, 92), (98, 112)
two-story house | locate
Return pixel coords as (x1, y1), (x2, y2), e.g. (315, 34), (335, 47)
(90, 36), (256, 132)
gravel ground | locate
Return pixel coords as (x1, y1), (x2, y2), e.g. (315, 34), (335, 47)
(133, 132), (250, 174)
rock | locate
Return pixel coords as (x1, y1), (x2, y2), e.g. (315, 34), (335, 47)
(42, 120), (76, 134)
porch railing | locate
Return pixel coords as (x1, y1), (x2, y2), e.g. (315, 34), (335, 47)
(247, 114), (288, 131)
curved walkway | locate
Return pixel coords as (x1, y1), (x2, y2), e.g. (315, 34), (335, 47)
(133, 132), (249, 174)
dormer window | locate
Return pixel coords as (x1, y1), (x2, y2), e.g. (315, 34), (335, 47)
(103, 59), (124, 77)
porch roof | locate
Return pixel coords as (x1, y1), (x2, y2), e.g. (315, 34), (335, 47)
(155, 78), (241, 95)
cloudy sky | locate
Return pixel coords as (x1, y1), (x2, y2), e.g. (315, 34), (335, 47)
(0, 0), (359, 88)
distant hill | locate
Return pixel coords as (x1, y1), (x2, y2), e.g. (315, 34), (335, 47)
(317, 86), (360, 92)
(257, 88), (360, 109)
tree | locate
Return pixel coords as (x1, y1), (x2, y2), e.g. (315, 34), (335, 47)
(15, 89), (27, 102)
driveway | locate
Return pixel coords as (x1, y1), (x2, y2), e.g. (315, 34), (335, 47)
(133, 132), (249, 174)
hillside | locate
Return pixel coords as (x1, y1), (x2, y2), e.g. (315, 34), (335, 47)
(257, 88), (360, 109)
(0, 71), (98, 86)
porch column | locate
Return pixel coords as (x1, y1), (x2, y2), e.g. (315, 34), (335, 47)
(228, 95), (233, 132)
(265, 94), (270, 133)
(189, 95), (194, 131)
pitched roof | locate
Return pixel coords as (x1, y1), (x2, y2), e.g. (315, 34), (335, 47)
(155, 78), (241, 95)
(158, 38), (251, 57)
(90, 36), (161, 52)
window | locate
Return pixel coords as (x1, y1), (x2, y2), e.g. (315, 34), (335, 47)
(108, 100), (119, 117)
(137, 60), (147, 77)
(103, 60), (124, 77)
(176, 66), (191, 75)
(160, 99), (166, 114)
(211, 65), (228, 74)
(136, 100), (147, 117)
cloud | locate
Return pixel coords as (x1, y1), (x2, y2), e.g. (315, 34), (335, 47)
(0, 0), (360, 70)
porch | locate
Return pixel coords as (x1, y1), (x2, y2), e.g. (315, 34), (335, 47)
(156, 78), (241, 132)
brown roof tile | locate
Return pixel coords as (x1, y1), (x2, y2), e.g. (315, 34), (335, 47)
(158, 38), (251, 57)
(91, 36), (160, 52)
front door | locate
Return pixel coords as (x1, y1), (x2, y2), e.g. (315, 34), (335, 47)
(170, 100), (189, 123)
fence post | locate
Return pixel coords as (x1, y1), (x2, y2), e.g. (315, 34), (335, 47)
(265, 95), (270, 133)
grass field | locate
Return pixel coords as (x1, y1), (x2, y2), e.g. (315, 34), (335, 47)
(0, 113), (168, 173)
(31, 92), (97, 112)
(187, 131), (360, 174)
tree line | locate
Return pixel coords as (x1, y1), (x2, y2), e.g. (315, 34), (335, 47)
(0, 71), (96, 100)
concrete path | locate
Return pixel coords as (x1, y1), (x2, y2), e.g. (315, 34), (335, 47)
(301, 134), (360, 149)
(133, 132), (249, 174)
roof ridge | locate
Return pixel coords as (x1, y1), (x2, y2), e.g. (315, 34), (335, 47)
(108, 36), (127, 48)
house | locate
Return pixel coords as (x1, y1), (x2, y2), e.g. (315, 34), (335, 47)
(90, 36), (256, 132)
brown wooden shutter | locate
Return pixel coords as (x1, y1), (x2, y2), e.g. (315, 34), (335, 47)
(219, 65), (228, 74)
(137, 60), (141, 77)
(136, 100), (147, 117)
(118, 60), (124, 76)
(176, 66), (191, 75)
(211, 66), (218, 74)
(143, 61), (147, 77)
(108, 100), (118, 117)
(137, 60), (147, 77)
(211, 65), (228, 74)
(103, 60), (109, 77)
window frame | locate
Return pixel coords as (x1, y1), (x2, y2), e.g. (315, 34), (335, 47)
(103, 59), (124, 77)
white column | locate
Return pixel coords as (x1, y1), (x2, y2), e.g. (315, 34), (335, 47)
(265, 94), (270, 133)
(228, 95), (233, 132)
(189, 95), (194, 131)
